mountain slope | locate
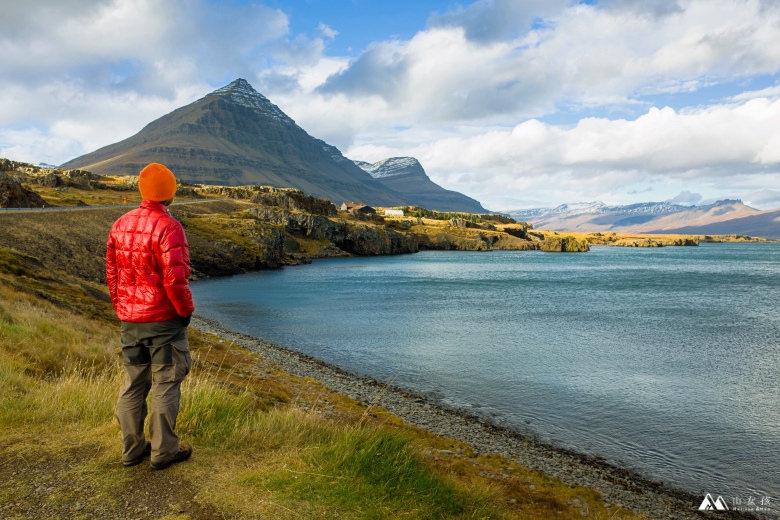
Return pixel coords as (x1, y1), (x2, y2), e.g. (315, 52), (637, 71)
(508, 200), (779, 238)
(653, 208), (780, 238)
(353, 157), (488, 213)
(509, 201), (694, 230)
(631, 200), (763, 232)
(61, 79), (403, 206)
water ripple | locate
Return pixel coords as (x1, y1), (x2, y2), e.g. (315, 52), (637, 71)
(193, 243), (780, 501)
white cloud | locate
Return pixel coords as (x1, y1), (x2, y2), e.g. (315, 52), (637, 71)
(0, 0), (288, 90)
(729, 82), (780, 101)
(3, 0), (780, 211)
(0, 127), (79, 165)
(0, 80), (211, 161)
(428, 0), (570, 42)
(318, 22), (339, 40)
(347, 97), (780, 209)
(0, 0), (295, 163)
(667, 190), (703, 205)
(741, 189), (780, 209)
(310, 0), (780, 129)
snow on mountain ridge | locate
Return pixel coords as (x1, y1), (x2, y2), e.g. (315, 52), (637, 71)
(212, 79), (293, 125)
(354, 157), (422, 179)
(321, 143), (350, 164)
(510, 201), (607, 218)
(509, 200), (696, 219)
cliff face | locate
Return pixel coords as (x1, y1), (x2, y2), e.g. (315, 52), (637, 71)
(414, 230), (538, 252)
(341, 224), (418, 256)
(179, 210), (287, 278)
(247, 207), (418, 257)
(539, 236), (590, 252)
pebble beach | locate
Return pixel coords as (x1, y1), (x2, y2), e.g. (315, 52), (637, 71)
(192, 316), (768, 520)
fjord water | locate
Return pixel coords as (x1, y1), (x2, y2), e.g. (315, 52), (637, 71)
(192, 243), (780, 500)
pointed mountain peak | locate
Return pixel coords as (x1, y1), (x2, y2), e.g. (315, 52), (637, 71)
(210, 78), (293, 124)
(213, 77), (258, 94)
(221, 77), (252, 89)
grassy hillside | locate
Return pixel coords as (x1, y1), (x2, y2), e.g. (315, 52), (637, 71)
(0, 246), (641, 519)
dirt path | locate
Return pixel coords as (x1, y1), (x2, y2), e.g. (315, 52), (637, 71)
(0, 442), (223, 520)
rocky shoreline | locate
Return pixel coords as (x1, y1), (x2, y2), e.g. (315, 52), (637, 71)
(192, 316), (769, 520)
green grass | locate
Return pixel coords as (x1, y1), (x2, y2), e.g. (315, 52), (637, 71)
(0, 356), (502, 519)
(285, 428), (481, 518)
(0, 244), (645, 519)
(0, 246), (502, 518)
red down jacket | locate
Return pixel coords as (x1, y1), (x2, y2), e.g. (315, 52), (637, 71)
(106, 200), (195, 322)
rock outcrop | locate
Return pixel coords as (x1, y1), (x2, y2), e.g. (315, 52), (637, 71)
(341, 224), (418, 256)
(612, 237), (699, 247)
(199, 185), (338, 215)
(0, 173), (49, 208)
(448, 217), (496, 231)
(247, 207), (418, 257)
(539, 236), (590, 252)
(413, 229), (536, 252)
(184, 217), (286, 278)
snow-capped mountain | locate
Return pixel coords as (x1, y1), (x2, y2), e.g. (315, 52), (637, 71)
(61, 79), (490, 210)
(510, 201), (690, 220)
(353, 157), (487, 213)
(506, 199), (780, 237)
(61, 79), (405, 205)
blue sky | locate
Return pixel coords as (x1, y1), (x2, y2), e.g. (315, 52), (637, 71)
(263, 0), (458, 54)
(2, 0), (780, 210)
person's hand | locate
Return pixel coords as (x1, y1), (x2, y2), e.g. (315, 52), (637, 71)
(180, 315), (192, 327)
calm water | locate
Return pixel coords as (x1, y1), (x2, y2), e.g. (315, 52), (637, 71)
(192, 243), (780, 503)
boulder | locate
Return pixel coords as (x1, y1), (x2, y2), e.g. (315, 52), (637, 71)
(39, 173), (63, 188)
(0, 174), (49, 208)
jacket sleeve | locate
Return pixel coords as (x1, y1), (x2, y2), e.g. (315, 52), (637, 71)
(159, 219), (195, 318)
(106, 228), (119, 309)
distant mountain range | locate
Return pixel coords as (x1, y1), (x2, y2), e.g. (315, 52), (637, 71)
(61, 79), (484, 212)
(353, 157), (487, 213)
(508, 200), (780, 238)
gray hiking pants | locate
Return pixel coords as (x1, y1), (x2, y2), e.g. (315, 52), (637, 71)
(115, 319), (191, 465)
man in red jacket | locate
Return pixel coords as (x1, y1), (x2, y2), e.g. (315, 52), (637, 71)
(107, 163), (194, 470)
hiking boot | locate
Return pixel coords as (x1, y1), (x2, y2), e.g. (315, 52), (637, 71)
(123, 442), (152, 467)
(151, 444), (193, 471)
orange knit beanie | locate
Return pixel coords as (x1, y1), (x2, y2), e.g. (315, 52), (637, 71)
(138, 163), (177, 202)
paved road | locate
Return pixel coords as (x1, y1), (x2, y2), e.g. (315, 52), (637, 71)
(0, 198), (239, 213)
